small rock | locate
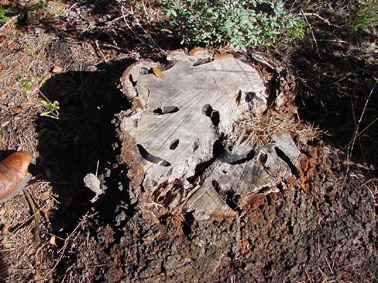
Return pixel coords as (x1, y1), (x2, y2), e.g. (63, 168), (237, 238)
(34, 28), (43, 35)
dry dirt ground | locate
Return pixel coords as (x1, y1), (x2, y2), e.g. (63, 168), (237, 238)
(0, 1), (377, 282)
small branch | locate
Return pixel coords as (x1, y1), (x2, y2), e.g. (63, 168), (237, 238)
(0, 15), (19, 32)
(302, 12), (336, 26)
(344, 79), (378, 157)
(23, 190), (40, 245)
(120, 4), (166, 55)
(44, 212), (97, 280)
(249, 53), (275, 70)
(7, 197), (51, 237)
(301, 10), (319, 54)
(98, 42), (129, 54)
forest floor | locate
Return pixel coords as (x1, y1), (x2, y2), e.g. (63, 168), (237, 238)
(0, 1), (377, 282)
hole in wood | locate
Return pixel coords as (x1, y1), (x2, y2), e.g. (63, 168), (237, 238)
(137, 144), (171, 167)
(258, 152), (268, 165)
(192, 139), (199, 153)
(245, 92), (255, 103)
(259, 186), (271, 193)
(218, 142), (255, 164)
(169, 139), (179, 150)
(202, 104), (213, 117)
(236, 90), (242, 106)
(202, 104), (219, 126)
(274, 146), (298, 177)
(139, 67), (149, 75)
(211, 111), (220, 127)
(213, 180), (241, 212)
(153, 106), (179, 115)
(129, 74), (137, 86)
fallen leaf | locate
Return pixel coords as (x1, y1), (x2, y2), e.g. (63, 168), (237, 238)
(1, 236), (11, 248)
(51, 66), (63, 73)
(152, 67), (165, 79)
(83, 173), (104, 203)
(49, 236), (57, 246)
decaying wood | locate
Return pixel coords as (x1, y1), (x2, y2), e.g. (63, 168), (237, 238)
(119, 50), (301, 221)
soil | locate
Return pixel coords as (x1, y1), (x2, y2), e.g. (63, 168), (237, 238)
(0, 1), (377, 282)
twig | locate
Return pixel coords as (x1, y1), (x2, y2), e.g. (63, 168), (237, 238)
(38, 90), (60, 119)
(301, 10), (319, 54)
(8, 199), (51, 237)
(44, 211), (97, 280)
(350, 98), (366, 163)
(302, 12), (338, 27)
(0, 15), (19, 32)
(67, 3), (78, 13)
(97, 42), (129, 54)
(94, 39), (107, 60)
(325, 257), (335, 275)
(356, 66), (378, 81)
(344, 79), (378, 155)
(23, 190), (40, 246)
(120, 4), (166, 55)
(249, 53), (275, 70)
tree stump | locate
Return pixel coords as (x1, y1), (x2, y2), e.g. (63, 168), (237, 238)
(119, 50), (301, 221)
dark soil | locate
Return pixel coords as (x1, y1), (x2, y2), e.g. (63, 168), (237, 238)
(0, 1), (377, 282)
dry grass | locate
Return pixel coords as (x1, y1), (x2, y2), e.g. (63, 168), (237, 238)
(237, 109), (319, 149)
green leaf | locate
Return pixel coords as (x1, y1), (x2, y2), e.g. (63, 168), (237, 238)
(23, 84), (32, 91)
(0, 16), (9, 23)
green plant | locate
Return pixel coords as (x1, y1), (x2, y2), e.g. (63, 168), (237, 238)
(0, 5), (10, 22)
(162, 0), (303, 51)
(39, 100), (60, 119)
(16, 76), (41, 98)
(27, 0), (48, 10)
(343, 0), (378, 35)
(23, 45), (33, 51)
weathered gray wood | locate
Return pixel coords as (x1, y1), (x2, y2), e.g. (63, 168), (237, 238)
(119, 50), (301, 221)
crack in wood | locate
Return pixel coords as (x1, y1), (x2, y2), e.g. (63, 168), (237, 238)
(137, 144), (171, 167)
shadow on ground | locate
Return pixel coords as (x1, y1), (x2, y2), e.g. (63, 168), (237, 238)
(35, 58), (134, 275)
(290, 20), (378, 171)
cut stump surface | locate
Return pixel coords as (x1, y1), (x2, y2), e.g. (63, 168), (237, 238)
(120, 50), (301, 220)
